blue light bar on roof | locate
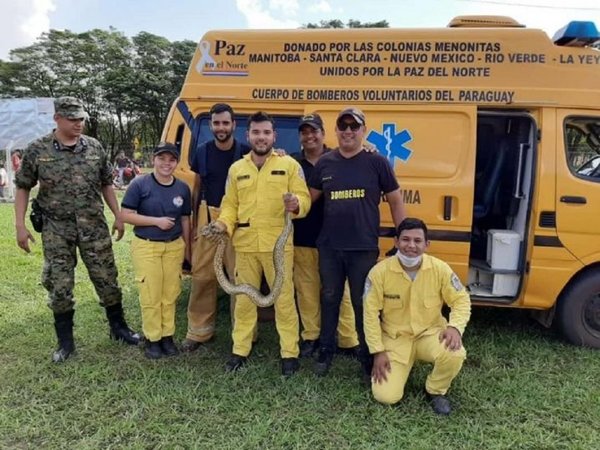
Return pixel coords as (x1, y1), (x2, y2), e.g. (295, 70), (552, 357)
(553, 21), (600, 47)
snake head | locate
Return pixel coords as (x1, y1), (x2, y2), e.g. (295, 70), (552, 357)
(200, 222), (227, 243)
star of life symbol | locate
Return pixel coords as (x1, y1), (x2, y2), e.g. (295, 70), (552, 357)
(366, 123), (413, 167)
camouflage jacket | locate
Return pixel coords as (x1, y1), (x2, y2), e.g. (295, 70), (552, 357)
(15, 132), (114, 220)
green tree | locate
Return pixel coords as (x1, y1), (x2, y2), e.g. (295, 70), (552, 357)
(0, 28), (196, 157)
(303, 19), (389, 28)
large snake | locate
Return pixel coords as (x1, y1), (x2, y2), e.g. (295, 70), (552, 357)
(201, 211), (293, 308)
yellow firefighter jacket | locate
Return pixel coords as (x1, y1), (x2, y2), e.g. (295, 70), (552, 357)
(364, 254), (471, 355)
(218, 151), (310, 252)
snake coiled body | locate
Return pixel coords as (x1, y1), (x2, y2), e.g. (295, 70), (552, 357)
(201, 212), (292, 308)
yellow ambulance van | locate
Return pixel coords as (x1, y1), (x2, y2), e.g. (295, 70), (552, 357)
(161, 16), (600, 348)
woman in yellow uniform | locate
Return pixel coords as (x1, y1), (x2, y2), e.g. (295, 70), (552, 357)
(121, 143), (191, 359)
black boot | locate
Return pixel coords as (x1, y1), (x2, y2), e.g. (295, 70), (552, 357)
(160, 336), (179, 357)
(145, 340), (163, 359)
(105, 303), (142, 346)
(52, 310), (76, 363)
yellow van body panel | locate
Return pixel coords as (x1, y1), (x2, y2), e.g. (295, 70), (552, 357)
(162, 18), (600, 336)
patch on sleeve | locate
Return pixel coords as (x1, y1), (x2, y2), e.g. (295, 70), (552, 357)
(451, 273), (464, 292)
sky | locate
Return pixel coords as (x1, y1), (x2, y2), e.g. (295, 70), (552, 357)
(1, 0), (600, 60)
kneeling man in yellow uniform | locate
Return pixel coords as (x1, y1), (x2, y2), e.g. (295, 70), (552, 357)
(364, 218), (471, 415)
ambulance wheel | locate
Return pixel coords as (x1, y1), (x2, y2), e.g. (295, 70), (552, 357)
(556, 272), (600, 349)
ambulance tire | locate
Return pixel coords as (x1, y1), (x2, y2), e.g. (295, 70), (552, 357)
(556, 272), (600, 349)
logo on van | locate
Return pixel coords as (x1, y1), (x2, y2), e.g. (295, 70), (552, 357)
(366, 123), (413, 167)
(195, 40), (249, 77)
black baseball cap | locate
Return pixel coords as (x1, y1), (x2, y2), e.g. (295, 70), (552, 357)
(337, 107), (366, 126)
(153, 142), (180, 160)
(298, 113), (324, 131)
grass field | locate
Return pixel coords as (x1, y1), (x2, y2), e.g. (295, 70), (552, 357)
(0, 200), (599, 449)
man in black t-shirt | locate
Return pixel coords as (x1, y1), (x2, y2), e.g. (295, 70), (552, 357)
(308, 107), (406, 382)
(293, 113), (359, 358)
(182, 103), (251, 351)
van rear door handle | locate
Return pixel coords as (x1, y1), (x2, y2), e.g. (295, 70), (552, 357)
(443, 196), (452, 220)
(560, 196), (587, 204)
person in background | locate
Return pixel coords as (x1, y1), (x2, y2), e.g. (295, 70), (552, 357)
(121, 142), (192, 359)
(114, 151), (130, 186)
(11, 149), (22, 173)
(0, 162), (7, 198)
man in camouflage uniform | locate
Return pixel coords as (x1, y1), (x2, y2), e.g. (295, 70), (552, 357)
(14, 97), (141, 363)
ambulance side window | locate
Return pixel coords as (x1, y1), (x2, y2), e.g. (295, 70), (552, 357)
(564, 117), (600, 181)
(190, 114), (302, 165)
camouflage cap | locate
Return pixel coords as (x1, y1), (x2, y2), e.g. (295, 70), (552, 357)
(54, 97), (88, 119)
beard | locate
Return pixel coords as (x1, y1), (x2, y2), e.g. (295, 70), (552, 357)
(213, 130), (233, 143)
(252, 145), (272, 156)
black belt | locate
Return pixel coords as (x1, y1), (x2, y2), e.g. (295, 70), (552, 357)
(237, 223), (250, 228)
(135, 234), (180, 243)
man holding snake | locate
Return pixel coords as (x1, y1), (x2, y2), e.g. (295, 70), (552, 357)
(210, 111), (311, 376)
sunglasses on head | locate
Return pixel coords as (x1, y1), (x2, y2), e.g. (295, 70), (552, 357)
(336, 121), (362, 131)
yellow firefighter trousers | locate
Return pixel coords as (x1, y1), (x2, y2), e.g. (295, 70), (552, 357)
(131, 236), (185, 342)
(372, 332), (467, 405)
(186, 203), (236, 343)
(233, 250), (299, 358)
(293, 246), (358, 348)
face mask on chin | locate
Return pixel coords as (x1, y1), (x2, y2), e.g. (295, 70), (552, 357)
(396, 250), (422, 268)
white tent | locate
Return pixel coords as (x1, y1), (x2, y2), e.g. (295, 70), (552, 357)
(0, 98), (55, 200)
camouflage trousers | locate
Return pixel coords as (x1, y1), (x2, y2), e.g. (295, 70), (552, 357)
(41, 215), (122, 314)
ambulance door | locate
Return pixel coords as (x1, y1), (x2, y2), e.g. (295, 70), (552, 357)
(556, 112), (600, 263)
(366, 105), (477, 281)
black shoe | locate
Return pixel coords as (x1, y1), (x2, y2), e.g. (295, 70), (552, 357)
(160, 336), (179, 357)
(359, 358), (373, 387)
(426, 391), (452, 416)
(360, 371), (372, 387)
(225, 354), (248, 372)
(281, 358), (300, 377)
(106, 303), (142, 346)
(336, 345), (359, 359)
(180, 338), (203, 353)
(145, 341), (163, 359)
(299, 340), (318, 358)
(52, 310), (76, 363)
(314, 349), (334, 376)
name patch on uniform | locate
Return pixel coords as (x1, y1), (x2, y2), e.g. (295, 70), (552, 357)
(330, 189), (365, 200)
(451, 273), (464, 292)
(271, 170), (286, 175)
(383, 294), (401, 299)
(173, 196), (184, 207)
(237, 174), (250, 181)
(322, 176), (333, 182)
